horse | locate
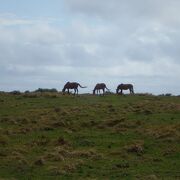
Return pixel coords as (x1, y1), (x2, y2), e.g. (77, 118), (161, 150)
(62, 82), (87, 95)
(93, 83), (110, 95)
(116, 83), (134, 94)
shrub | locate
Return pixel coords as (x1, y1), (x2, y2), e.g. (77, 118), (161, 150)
(34, 88), (58, 93)
(9, 90), (21, 95)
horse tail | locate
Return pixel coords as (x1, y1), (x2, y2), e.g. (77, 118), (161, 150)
(105, 86), (110, 91)
(78, 84), (87, 88)
(131, 86), (134, 94)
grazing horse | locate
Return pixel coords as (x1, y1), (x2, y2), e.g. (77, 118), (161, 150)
(93, 83), (110, 95)
(62, 82), (86, 95)
(116, 84), (134, 94)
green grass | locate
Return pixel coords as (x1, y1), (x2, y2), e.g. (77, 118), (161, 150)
(0, 93), (180, 179)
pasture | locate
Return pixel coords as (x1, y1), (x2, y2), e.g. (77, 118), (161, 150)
(0, 92), (179, 179)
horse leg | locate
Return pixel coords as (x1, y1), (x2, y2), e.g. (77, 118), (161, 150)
(120, 89), (122, 95)
(77, 88), (78, 95)
(132, 88), (134, 94)
(129, 88), (132, 94)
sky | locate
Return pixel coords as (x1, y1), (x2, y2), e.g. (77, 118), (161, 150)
(0, 0), (180, 95)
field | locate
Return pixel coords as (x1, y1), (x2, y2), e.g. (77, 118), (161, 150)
(0, 92), (180, 179)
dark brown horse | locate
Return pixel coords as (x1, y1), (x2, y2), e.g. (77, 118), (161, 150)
(116, 84), (134, 94)
(93, 83), (110, 95)
(62, 82), (86, 95)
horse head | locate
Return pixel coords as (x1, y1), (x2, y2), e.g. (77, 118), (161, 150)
(116, 88), (119, 94)
(62, 87), (66, 94)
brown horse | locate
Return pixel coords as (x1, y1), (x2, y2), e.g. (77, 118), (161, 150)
(116, 84), (134, 94)
(62, 82), (86, 95)
(93, 83), (110, 95)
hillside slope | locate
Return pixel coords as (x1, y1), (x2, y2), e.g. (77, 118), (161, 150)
(0, 93), (180, 179)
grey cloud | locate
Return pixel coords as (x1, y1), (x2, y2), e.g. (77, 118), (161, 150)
(65, 0), (180, 23)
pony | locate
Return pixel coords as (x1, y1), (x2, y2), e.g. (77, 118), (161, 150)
(93, 83), (110, 95)
(116, 84), (134, 94)
(62, 82), (86, 95)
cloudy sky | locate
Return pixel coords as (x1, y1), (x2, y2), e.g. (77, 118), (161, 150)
(0, 0), (180, 94)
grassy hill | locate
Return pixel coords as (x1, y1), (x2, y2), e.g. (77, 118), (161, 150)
(0, 92), (179, 179)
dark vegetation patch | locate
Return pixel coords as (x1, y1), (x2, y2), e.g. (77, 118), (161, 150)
(125, 140), (144, 155)
(0, 93), (179, 179)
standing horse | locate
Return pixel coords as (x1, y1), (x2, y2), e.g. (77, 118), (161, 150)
(62, 82), (86, 95)
(116, 84), (134, 94)
(93, 83), (110, 95)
